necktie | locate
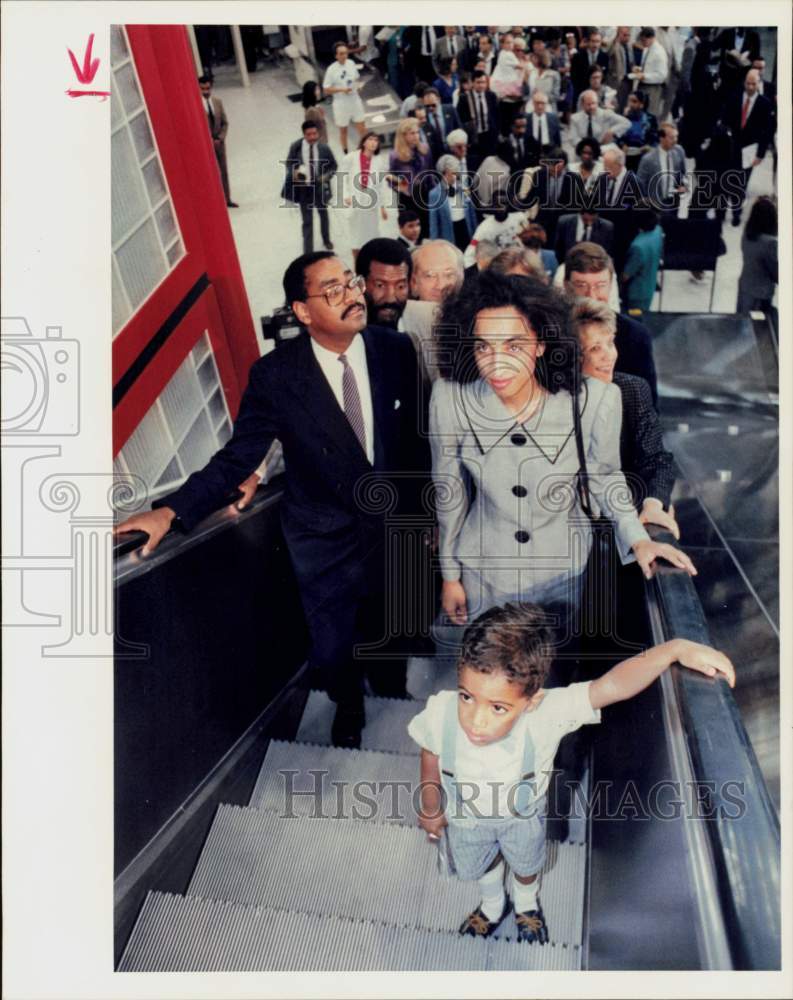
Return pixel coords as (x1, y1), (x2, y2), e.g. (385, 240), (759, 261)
(585, 224), (591, 241)
(623, 43), (631, 78)
(534, 115), (540, 141)
(338, 354), (367, 454)
(608, 175), (617, 205)
(741, 96), (750, 128)
(518, 138), (524, 160)
(586, 114), (594, 138)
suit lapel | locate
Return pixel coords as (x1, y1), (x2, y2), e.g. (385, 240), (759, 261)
(289, 334), (372, 472)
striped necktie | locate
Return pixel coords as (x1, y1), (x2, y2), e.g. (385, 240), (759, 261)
(338, 353), (367, 455)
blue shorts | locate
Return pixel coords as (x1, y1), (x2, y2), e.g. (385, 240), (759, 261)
(446, 807), (547, 881)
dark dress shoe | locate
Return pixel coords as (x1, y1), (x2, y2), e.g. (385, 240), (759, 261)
(227, 201), (239, 208)
(331, 705), (365, 749)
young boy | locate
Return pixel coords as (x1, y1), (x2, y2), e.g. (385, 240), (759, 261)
(407, 602), (735, 943)
(397, 210), (423, 250)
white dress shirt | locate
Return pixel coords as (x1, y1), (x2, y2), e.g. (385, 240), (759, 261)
(639, 40), (669, 84)
(530, 112), (549, 145)
(311, 333), (374, 463)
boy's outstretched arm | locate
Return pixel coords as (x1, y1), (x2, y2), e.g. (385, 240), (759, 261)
(418, 748), (448, 841)
(590, 639), (736, 711)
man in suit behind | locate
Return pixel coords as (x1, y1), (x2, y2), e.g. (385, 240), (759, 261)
(282, 121), (338, 253)
(554, 209), (614, 260)
(115, 252), (429, 749)
(596, 146), (643, 271)
(421, 87), (462, 160)
(720, 69), (774, 225)
(525, 147), (575, 246)
(570, 28), (609, 100)
(199, 75), (237, 208)
(637, 123), (688, 213)
(456, 70), (499, 169)
(432, 26), (464, 76)
(525, 90), (562, 156)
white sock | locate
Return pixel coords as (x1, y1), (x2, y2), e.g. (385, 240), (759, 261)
(478, 860), (506, 921)
(512, 875), (540, 913)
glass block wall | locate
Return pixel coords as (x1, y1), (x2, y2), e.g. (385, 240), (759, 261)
(114, 333), (232, 507)
(111, 24), (185, 336)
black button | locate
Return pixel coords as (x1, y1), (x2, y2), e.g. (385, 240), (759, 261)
(511, 434), (527, 446)
(515, 530), (531, 543)
(512, 485), (528, 498)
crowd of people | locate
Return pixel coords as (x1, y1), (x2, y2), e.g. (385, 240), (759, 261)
(278, 25), (777, 310)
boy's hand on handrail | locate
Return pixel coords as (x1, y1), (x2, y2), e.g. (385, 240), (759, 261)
(113, 506), (176, 556)
(639, 499), (680, 540)
(632, 538), (696, 580)
(674, 638), (736, 688)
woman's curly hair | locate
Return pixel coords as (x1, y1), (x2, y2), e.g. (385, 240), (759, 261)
(434, 270), (580, 394)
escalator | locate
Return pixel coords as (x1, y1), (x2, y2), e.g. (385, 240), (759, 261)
(113, 315), (780, 972)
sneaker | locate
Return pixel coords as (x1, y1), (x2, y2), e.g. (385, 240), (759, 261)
(515, 906), (549, 945)
(459, 899), (511, 938)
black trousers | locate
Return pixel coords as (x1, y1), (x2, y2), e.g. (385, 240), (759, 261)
(299, 201), (330, 253)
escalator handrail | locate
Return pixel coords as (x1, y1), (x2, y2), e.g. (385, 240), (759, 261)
(645, 549), (780, 971)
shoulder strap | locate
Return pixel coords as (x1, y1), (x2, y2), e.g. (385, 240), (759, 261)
(572, 383), (595, 521)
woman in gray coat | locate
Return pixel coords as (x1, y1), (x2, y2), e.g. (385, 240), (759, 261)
(736, 197), (778, 314)
(430, 272), (695, 628)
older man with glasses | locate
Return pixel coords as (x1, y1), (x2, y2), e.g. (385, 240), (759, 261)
(115, 251), (430, 750)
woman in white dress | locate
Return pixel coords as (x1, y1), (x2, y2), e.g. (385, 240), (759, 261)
(341, 131), (389, 260)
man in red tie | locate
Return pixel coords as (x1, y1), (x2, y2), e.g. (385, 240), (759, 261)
(721, 68), (773, 226)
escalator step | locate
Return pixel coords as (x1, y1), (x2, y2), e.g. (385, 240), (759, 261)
(188, 805), (586, 948)
(296, 690), (421, 754)
(118, 891), (580, 971)
(250, 740), (419, 823)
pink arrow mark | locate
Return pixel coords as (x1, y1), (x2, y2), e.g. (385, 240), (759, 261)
(67, 33), (100, 84)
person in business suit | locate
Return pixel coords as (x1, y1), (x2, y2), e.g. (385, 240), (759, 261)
(606, 26), (634, 112)
(736, 196), (778, 313)
(554, 210), (614, 259)
(567, 90), (631, 152)
(596, 147), (642, 271)
(637, 123), (688, 212)
(114, 252), (429, 750)
(564, 241), (658, 407)
(427, 155), (479, 249)
(429, 271), (691, 633)
(717, 26), (761, 92)
(421, 87), (462, 160)
(432, 26), (464, 76)
(570, 28), (608, 101)
(572, 297), (679, 537)
(524, 147), (574, 246)
(198, 75), (237, 207)
(719, 69), (774, 225)
(281, 121), (338, 254)
(403, 25), (445, 87)
(497, 113), (536, 173)
(456, 71), (499, 169)
(630, 28), (669, 117)
(525, 90), (562, 155)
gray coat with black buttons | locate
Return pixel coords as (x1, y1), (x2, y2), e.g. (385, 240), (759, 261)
(429, 375), (649, 614)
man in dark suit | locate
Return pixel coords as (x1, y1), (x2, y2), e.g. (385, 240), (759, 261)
(554, 209), (614, 260)
(199, 75), (237, 207)
(497, 113), (535, 172)
(720, 69), (774, 225)
(564, 241), (658, 407)
(281, 121), (338, 253)
(459, 27), (483, 70)
(421, 87), (462, 160)
(524, 147), (575, 246)
(403, 25), (445, 85)
(456, 70), (499, 169)
(596, 146), (643, 271)
(716, 26), (761, 92)
(115, 252), (429, 749)
(432, 26), (464, 76)
(570, 28), (609, 100)
(525, 90), (562, 156)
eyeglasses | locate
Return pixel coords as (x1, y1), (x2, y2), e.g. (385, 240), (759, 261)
(305, 274), (366, 307)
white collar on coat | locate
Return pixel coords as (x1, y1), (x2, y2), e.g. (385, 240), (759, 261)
(455, 378), (592, 460)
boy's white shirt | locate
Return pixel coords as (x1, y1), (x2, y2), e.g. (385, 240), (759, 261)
(407, 682), (601, 819)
